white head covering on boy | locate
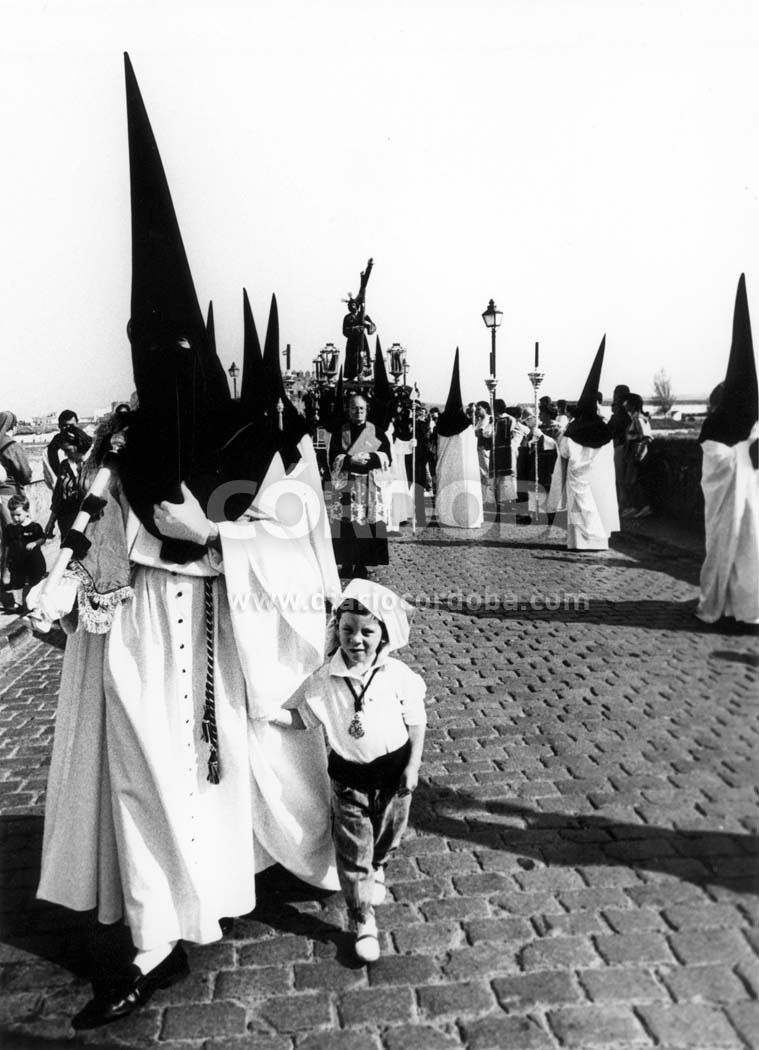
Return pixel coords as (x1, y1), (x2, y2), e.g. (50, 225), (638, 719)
(326, 579), (413, 655)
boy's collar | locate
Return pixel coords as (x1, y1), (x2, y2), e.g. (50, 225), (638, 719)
(329, 647), (390, 680)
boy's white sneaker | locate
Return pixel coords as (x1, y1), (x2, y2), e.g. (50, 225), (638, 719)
(371, 868), (386, 906)
(354, 916), (380, 963)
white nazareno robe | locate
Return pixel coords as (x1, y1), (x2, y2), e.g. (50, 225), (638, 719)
(384, 433), (413, 533)
(434, 428), (484, 529)
(696, 425), (759, 624)
(38, 436), (341, 949)
(552, 436), (619, 550)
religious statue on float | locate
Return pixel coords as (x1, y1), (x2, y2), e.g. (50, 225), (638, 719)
(342, 258), (375, 381)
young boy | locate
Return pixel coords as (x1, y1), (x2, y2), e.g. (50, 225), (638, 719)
(2, 495), (46, 613)
(273, 580), (426, 963)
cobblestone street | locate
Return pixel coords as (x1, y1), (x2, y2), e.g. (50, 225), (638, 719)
(1, 518), (758, 1050)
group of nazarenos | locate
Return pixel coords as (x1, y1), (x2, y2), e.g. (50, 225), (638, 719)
(19, 50), (759, 1034)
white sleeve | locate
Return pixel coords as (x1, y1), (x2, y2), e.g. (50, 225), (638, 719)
(398, 665), (428, 726)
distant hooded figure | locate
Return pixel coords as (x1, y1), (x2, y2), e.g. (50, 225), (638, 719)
(434, 350), (483, 528)
(548, 336), (619, 549)
(696, 275), (759, 625)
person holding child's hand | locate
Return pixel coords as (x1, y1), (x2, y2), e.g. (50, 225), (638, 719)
(273, 579), (426, 963)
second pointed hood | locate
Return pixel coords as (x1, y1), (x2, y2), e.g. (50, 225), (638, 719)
(564, 336), (611, 448)
(262, 294), (310, 470)
(436, 349), (471, 437)
(700, 274), (758, 447)
(369, 336), (394, 432)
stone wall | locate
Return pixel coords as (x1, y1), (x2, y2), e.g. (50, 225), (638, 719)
(643, 436), (704, 530)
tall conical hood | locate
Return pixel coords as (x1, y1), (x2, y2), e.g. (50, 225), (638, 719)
(124, 53), (228, 414)
(577, 335), (605, 415)
(240, 288), (267, 413)
(206, 301), (216, 357)
(564, 335), (611, 448)
(262, 294), (309, 470)
(436, 348), (470, 437)
(120, 54), (266, 557)
(323, 367), (345, 433)
(369, 335), (393, 431)
(700, 274), (758, 446)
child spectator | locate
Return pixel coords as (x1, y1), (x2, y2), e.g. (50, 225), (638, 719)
(272, 580), (426, 963)
(2, 494), (46, 613)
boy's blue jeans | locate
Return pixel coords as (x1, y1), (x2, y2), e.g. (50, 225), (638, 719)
(331, 779), (412, 923)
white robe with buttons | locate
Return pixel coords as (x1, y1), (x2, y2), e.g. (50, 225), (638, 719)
(38, 439), (341, 949)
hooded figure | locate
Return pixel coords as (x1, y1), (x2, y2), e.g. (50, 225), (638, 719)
(696, 274), (759, 624)
(549, 336), (619, 549)
(434, 349), (483, 528)
(34, 54), (340, 1033)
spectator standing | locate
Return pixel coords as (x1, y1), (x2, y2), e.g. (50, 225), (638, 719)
(621, 393), (653, 518)
(1, 494), (46, 613)
(0, 411), (33, 610)
(473, 401), (493, 506)
(608, 384), (631, 511)
(47, 425), (93, 542)
(43, 409), (80, 489)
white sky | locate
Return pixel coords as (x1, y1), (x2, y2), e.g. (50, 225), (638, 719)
(2, 0), (758, 416)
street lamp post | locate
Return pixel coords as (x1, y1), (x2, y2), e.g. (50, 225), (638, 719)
(228, 361), (240, 400)
(481, 299), (503, 514)
(528, 341), (544, 521)
(388, 343), (407, 385)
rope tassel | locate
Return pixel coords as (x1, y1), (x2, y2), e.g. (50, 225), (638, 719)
(202, 578), (220, 784)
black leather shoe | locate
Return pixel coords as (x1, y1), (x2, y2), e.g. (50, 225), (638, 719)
(72, 943), (189, 1030)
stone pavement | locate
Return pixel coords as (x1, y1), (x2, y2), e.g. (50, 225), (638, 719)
(0, 514), (757, 1050)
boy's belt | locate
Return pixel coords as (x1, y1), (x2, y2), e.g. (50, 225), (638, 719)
(328, 739), (411, 793)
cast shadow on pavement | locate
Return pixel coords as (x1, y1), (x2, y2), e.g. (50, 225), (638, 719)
(418, 593), (725, 634)
(246, 866), (358, 967)
(409, 528), (703, 588)
(409, 785), (759, 895)
(0, 818), (353, 991)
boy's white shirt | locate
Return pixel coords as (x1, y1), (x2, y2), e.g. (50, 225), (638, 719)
(295, 647), (427, 765)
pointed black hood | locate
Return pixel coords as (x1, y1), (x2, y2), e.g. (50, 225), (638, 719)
(700, 274), (758, 447)
(564, 336), (611, 448)
(262, 294), (310, 470)
(436, 349), (471, 437)
(369, 336), (393, 431)
(322, 367), (345, 433)
(120, 54), (269, 556)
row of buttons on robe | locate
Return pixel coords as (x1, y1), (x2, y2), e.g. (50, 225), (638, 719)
(171, 572), (199, 849)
